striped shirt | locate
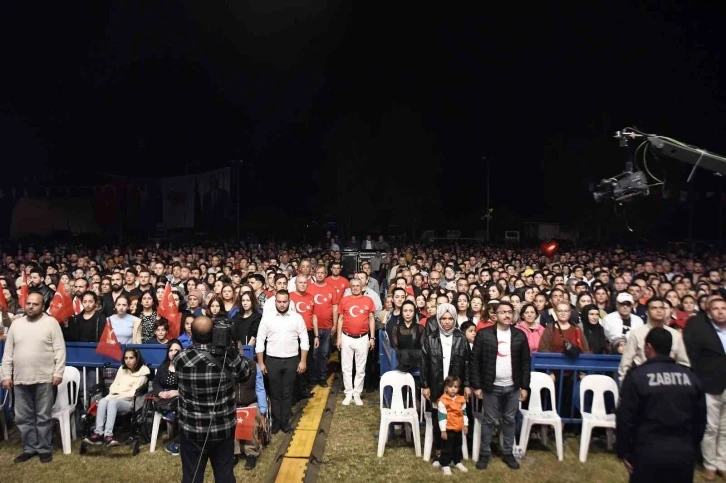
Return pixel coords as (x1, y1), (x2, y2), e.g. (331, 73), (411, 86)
(175, 344), (245, 440)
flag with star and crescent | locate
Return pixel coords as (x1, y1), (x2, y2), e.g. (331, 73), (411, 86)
(158, 282), (182, 339)
(96, 318), (123, 361)
(48, 281), (74, 324)
(235, 406), (258, 441)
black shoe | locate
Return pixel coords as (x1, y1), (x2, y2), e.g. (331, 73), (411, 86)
(502, 454), (520, 470)
(475, 456), (490, 470)
(299, 391), (314, 399)
(281, 424), (292, 434)
(14, 452), (36, 464)
(271, 424), (280, 435)
(39, 453), (53, 464)
(318, 380), (328, 388)
(245, 455), (257, 470)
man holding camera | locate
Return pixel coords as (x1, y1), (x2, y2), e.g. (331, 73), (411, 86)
(175, 316), (250, 483)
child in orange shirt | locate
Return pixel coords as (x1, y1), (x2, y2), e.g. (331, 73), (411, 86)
(437, 376), (468, 475)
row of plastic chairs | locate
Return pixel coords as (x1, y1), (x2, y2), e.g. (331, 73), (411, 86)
(376, 370), (618, 463)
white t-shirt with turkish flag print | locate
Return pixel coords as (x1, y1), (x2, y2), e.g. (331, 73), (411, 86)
(494, 327), (513, 387)
(339, 295), (375, 336)
(290, 291), (315, 331)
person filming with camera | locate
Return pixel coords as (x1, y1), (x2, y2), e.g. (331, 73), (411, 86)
(175, 315), (250, 483)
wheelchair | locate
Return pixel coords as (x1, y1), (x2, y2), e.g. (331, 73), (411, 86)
(78, 368), (154, 456)
(236, 395), (272, 448)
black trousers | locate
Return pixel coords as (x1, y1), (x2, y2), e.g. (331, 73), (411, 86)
(294, 332), (315, 397)
(630, 453), (694, 483)
(267, 355), (298, 428)
(439, 430), (463, 466)
(180, 431), (235, 483)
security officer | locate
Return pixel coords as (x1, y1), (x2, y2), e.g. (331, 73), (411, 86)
(616, 327), (706, 483)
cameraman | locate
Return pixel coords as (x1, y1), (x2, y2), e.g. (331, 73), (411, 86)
(176, 316), (250, 483)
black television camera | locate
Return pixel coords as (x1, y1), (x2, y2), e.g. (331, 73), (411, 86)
(210, 320), (235, 356)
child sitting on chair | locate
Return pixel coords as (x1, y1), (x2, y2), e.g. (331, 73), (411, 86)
(437, 376), (469, 476)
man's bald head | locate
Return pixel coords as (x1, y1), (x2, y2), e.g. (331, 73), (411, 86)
(191, 315), (213, 344)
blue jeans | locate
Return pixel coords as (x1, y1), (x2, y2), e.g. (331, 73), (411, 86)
(313, 329), (331, 382)
(95, 397), (132, 437)
(480, 385), (519, 458)
(14, 383), (55, 455)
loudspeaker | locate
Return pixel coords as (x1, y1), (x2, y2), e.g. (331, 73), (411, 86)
(341, 251), (359, 277)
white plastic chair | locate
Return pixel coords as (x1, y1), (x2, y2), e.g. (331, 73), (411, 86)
(52, 366), (81, 455)
(518, 372), (563, 461)
(149, 410), (175, 453)
(0, 381), (11, 440)
(378, 371), (421, 457)
(469, 395), (483, 459)
(579, 374), (618, 463)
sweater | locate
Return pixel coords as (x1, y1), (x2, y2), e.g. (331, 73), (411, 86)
(1, 314), (66, 384)
(437, 393), (468, 432)
(106, 365), (150, 400)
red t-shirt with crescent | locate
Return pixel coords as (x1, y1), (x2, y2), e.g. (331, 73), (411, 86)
(290, 291), (315, 331)
(339, 294), (375, 336)
(308, 282), (339, 330)
(325, 276), (350, 298)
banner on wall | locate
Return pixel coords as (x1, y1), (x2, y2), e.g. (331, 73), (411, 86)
(162, 175), (195, 229)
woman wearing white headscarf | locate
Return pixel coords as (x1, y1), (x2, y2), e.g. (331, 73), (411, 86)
(420, 303), (470, 469)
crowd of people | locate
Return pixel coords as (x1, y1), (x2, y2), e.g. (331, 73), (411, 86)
(1, 236), (725, 479)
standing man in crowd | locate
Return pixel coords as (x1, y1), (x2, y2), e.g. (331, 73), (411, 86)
(175, 316), (249, 483)
(337, 278), (376, 406)
(617, 328), (706, 483)
(469, 301), (530, 471)
(2, 293), (66, 464)
(28, 267), (55, 310)
(684, 297), (726, 481)
(256, 290), (309, 433)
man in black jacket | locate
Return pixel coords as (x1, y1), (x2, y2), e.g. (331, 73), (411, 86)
(683, 297), (726, 481)
(469, 301), (530, 471)
(420, 303), (469, 468)
(617, 328), (706, 483)
(28, 267), (54, 311)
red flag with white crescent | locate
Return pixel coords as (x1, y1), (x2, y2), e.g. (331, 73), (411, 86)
(96, 318), (122, 361)
(157, 283), (181, 339)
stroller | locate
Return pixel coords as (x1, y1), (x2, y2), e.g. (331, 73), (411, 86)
(78, 365), (154, 456)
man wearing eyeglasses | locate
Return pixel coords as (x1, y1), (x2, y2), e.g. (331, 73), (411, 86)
(602, 293), (645, 342)
(618, 297), (690, 381)
(469, 301), (531, 471)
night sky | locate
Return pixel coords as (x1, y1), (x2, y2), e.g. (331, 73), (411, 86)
(2, 2), (725, 239)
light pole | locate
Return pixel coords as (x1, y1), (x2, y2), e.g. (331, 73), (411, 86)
(484, 156), (490, 242)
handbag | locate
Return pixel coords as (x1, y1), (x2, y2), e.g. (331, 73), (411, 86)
(555, 322), (582, 358)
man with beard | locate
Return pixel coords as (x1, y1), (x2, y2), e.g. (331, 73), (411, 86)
(102, 272), (130, 317)
(255, 291), (309, 433)
(28, 267), (54, 311)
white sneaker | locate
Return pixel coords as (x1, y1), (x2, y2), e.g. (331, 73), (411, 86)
(432, 461), (441, 469)
(342, 395), (352, 406)
(454, 462), (468, 473)
(442, 466), (452, 476)
(353, 395), (364, 406)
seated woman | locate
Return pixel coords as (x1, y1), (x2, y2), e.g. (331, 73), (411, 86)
(153, 340), (182, 455)
(84, 349), (150, 446)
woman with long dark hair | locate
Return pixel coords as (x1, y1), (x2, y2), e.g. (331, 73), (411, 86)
(84, 349), (150, 446)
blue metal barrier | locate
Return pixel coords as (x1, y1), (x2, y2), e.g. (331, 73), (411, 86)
(531, 353), (621, 424)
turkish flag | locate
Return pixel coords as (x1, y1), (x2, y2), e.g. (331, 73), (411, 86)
(49, 282), (74, 323)
(0, 286), (8, 311)
(235, 406), (258, 441)
(96, 318), (123, 361)
(158, 283), (181, 339)
(19, 271), (29, 308)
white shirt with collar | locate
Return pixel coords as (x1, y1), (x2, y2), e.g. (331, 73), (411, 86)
(263, 296), (297, 315)
(255, 309), (309, 358)
(440, 332), (453, 379)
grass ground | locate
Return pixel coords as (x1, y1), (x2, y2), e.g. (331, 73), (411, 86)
(317, 389), (632, 483)
(0, 423), (286, 483)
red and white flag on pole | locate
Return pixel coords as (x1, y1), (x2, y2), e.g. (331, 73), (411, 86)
(49, 283), (74, 324)
(157, 282), (181, 339)
(96, 318), (122, 361)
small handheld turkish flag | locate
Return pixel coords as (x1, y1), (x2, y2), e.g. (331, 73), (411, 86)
(0, 286), (8, 312)
(19, 271), (29, 308)
(96, 318), (123, 361)
(158, 283), (181, 339)
(235, 407), (258, 441)
(49, 283), (74, 324)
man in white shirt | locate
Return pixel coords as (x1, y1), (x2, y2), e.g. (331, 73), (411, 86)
(288, 259), (312, 293)
(256, 290), (309, 434)
(618, 296), (690, 381)
(602, 292), (645, 342)
(263, 274), (297, 315)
